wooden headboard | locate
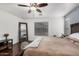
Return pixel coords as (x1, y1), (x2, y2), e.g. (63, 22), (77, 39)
(71, 23), (79, 33)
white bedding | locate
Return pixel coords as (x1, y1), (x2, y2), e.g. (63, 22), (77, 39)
(23, 37), (79, 56)
(68, 33), (79, 42)
(23, 37), (43, 49)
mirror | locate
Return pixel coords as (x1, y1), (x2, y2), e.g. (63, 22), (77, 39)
(18, 22), (28, 43)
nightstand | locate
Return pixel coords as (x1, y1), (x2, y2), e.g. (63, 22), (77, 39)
(0, 39), (13, 56)
(0, 42), (23, 56)
(7, 39), (13, 49)
(0, 40), (7, 51)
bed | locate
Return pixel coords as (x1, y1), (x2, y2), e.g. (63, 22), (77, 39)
(23, 23), (79, 56)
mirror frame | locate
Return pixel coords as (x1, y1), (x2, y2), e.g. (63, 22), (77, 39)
(18, 22), (28, 43)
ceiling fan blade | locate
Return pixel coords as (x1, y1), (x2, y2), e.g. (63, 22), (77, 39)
(28, 10), (31, 13)
(18, 4), (29, 7)
(38, 3), (48, 7)
(36, 9), (42, 13)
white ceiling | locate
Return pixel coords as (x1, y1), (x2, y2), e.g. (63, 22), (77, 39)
(0, 3), (79, 19)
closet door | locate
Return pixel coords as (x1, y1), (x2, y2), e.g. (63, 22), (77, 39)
(18, 22), (28, 43)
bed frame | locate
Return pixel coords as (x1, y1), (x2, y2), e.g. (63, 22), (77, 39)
(71, 23), (79, 33)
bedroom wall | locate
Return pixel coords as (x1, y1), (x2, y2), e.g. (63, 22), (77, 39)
(70, 7), (79, 24)
(64, 6), (79, 34)
(65, 7), (79, 24)
(51, 17), (64, 37)
(0, 9), (64, 43)
(0, 10), (23, 44)
(24, 16), (64, 41)
(23, 17), (51, 41)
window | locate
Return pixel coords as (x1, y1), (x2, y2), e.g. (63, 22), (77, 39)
(35, 22), (48, 36)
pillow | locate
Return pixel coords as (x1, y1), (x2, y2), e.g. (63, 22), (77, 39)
(68, 33), (79, 42)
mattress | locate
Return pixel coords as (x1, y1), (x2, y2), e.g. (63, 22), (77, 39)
(23, 37), (79, 56)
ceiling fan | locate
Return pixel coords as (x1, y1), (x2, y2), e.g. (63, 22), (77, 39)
(18, 3), (48, 14)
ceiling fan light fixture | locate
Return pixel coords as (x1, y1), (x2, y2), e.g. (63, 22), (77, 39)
(18, 3), (48, 14)
(30, 7), (36, 11)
